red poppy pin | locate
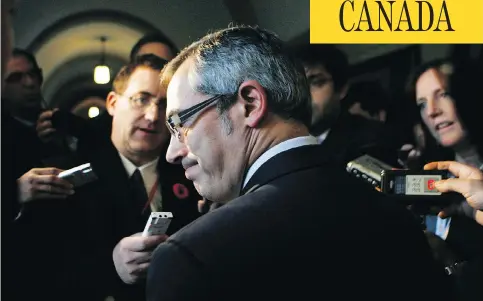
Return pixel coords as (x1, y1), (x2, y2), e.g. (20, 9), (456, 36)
(173, 183), (189, 199)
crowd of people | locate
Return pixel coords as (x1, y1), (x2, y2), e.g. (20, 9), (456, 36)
(2, 1), (483, 300)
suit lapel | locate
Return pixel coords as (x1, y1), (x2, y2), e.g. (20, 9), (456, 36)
(318, 116), (350, 161)
(88, 141), (134, 230)
(156, 159), (190, 211)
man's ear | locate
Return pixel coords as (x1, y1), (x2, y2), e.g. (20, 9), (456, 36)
(106, 92), (118, 116)
(238, 80), (267, 128)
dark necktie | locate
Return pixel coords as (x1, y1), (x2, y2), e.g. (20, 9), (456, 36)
(129, 169), (148, 213)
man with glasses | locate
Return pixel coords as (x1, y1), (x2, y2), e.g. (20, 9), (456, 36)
(2, 49), (74, 232)
(92, 55), (200, 301)
(146, 26), (450, 301)
(18, 55), (201, 301)
(2, 49), (70, 177)
(103, 55), (200, 301)
(3, 49), (44, 125)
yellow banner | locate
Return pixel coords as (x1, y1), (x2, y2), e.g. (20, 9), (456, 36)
(310, 0), (483, 43)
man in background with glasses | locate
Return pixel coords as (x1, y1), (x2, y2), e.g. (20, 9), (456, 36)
(2, 49), (71, 177)
(13, 55), (201, 301)
(98, 54), (200, 301)
(84, 54), (200, 301)
(146, 26), (451, 301)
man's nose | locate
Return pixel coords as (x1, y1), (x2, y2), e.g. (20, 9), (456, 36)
(22, 74), (36, 87)
(166, 135), (188, 165)
(144, 103), (160, 123)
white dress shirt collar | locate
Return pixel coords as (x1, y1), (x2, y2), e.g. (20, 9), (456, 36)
(119, 153), (160, 194)
(242, 136), (318, 188)
(317, 129), (331, 144)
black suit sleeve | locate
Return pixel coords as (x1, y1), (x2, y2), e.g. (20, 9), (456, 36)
(446, 216), (483, 260)
(374, 207), (454, 300)
(147, 240), (207, 301)
(4, 180), (21, 221)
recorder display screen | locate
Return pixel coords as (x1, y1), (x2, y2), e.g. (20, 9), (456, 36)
(393, 175), (442, 195)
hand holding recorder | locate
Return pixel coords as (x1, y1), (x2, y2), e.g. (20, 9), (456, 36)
(17, 167), (74, 204)
(113, 232), (167, 284)
(347, 155), (461, 210)
(57, 163), (97, 187)
(114, 212), (172, 284)
(424, 161), (483, 226)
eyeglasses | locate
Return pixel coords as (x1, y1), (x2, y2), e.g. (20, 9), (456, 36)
(5, 71), (40, 83)
(166, 94), (224, 141)
(117, 92), (166, 112)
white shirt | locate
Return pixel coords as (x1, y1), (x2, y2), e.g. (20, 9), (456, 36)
(119, 153), (162, 210)
(435, 217), (451, 240)
(242, 136), (319, 188)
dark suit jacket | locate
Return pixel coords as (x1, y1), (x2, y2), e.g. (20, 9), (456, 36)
(14, 139), (201, 301)
(1, 108), (74, 301)
(1, 108), (23, 301)
(1, 108), (72, 226)
(146, 145), (451, 301)
(445, 216), (483, 301)
(321, 112), (401, 167)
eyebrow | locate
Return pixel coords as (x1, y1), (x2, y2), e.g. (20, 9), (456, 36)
(135, 91), (156, 97)
(433, 88), (445, 95)
(130, 91), (167, 103)
(306, 73), (330, 81)
(416, 97), (426, 103)
(416, 88), (445, 103)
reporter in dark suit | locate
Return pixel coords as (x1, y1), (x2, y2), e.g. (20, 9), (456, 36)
(146, 26), (450, 301)
(17, 55), (201, 301)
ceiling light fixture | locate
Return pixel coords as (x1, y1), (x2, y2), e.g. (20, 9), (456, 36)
(88, 106), (100, 118)
(93, 36), (110, 84)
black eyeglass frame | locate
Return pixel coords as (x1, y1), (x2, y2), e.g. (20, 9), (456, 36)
(166, 94), (224, 140)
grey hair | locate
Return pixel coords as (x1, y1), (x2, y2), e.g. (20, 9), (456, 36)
(161, 25), (312, 128)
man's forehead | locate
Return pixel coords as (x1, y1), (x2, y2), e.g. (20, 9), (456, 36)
(166, 60), (198, 113)
(305, 65), (329, 77)
(138, 42), (173, 60)
(124, 67), (160, 91)
(7, 56), (33, 71)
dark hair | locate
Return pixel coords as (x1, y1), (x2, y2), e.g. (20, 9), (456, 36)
(160, 25), (312, 128)
(129, 32), (179, 61)
(11, 48), (43, 83)
(406, 58), (483, 159)
(113, 54), (167, 94)
(289, 44), (349, 93)
(405, 58), (451, 105)
(447, 59), (483, 158)
(344, 80), (389, 115)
